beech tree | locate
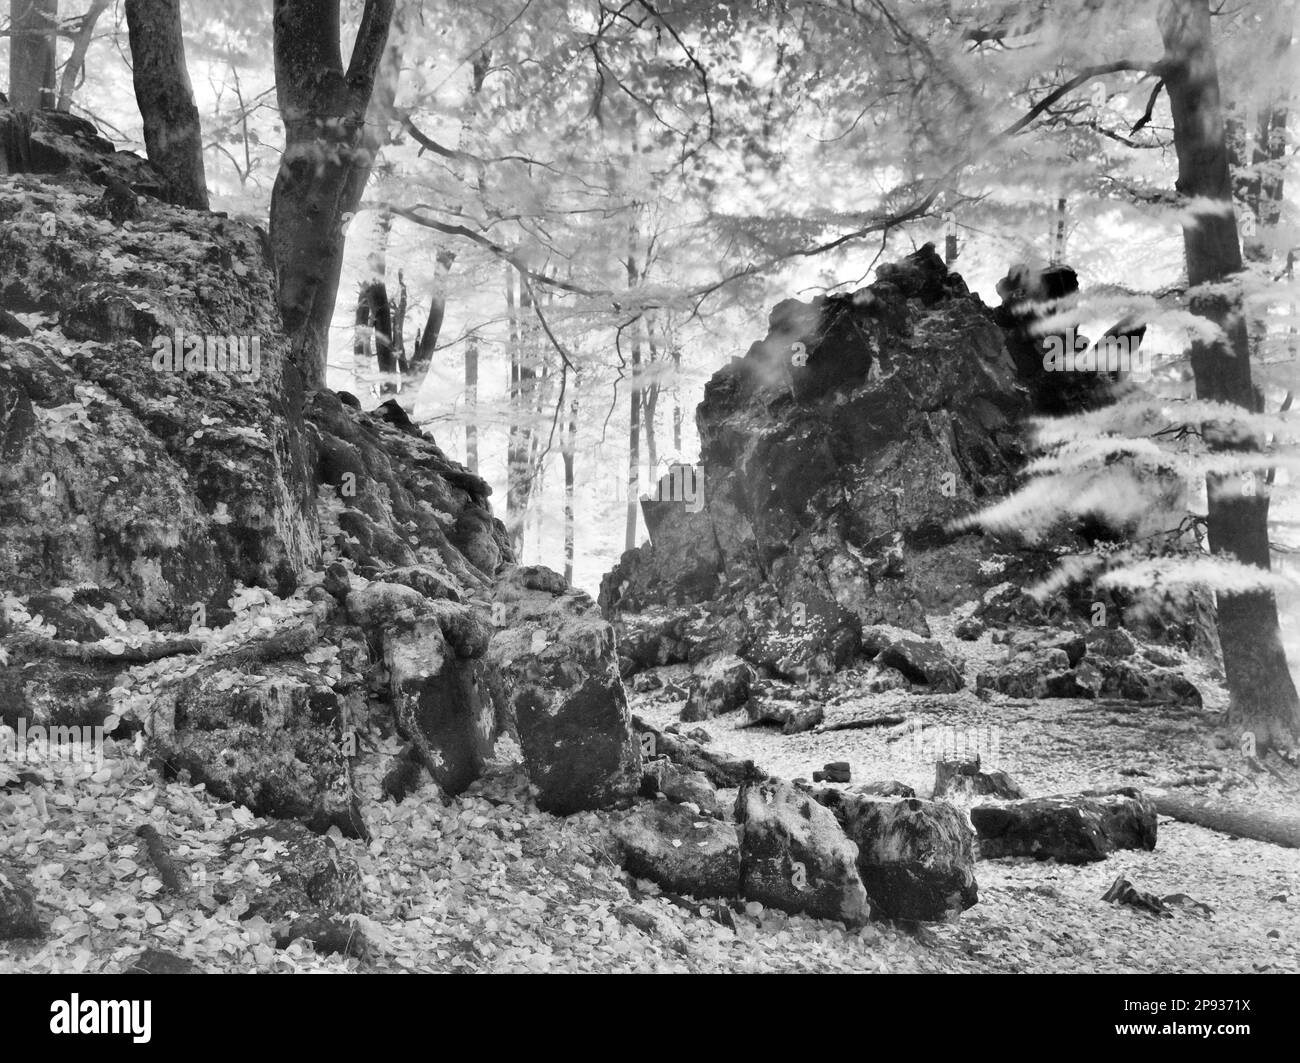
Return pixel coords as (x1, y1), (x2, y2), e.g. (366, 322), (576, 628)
(268, 0), (395, 389)
(124, 0), (208, 210)
(7, 0), (56, 109)
(1157, 0), (1299, 750)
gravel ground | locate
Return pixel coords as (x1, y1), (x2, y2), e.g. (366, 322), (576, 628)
(631, 614), (1300, 973)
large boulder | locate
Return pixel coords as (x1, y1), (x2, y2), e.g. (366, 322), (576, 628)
(613, 799), (741, 898)
(735, 777), (871, 925)
(877, 639), (964, 693)
(680, 653), (756, 721)
(813, 790), (979, 922)
(640, 758), (722, 817)
(486, 566), (641, 813)
(971, 791), (1157, 864)
(632, 716), (760, 789)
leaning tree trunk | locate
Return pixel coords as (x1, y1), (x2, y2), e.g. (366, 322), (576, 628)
(1159, 0), (1300, 753)
(268, 0), (395, 389)
(410, 247), (456, 382)
(404, 50), (490, 392)
(55, 0), (110, 113)
(8, 0), (57, 110)
(124, 0), (208, 210)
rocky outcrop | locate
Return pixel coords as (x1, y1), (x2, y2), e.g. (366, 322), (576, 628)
(2, 106), (662, 841)
(602, 246), (1031, 683)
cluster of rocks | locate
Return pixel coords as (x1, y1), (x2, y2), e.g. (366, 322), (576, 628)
(599, 245), (1221, 708)
(975, 625), (1202, 705)
(0, 106), (644, 946)
(616, 718), (978, 925)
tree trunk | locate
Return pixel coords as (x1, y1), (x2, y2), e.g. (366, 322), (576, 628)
(464, 335), (478, 474)
(1153, 792), (1300, 848)
(410, 247), (455, 382)
(403, 50), (490, 392)
(268, 0), (395, 389)
(124, 0), (208, 210)
(562, 372), (577, 584)
(625, 216), (642, 553)
(55, 0), (110, 113)
(672, 339), (682, 455)
(1159, 0), (1300, 752)
(8, 0), (57, 110)
(505, 267), (530, 555)
(391, 268), (407, 374)
(643, 313), (660, 477)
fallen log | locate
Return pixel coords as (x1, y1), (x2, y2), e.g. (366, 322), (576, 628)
(1152, 793), (1300, 849)
(815, 714), (906, 733)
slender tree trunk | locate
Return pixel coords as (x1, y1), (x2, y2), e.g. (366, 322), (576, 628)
(505, 267), (529, 555)
(124, 0), (208, 209)
(464, 335), (478, 474)
(391, 268), (407, 374)
(1159, 0), (1300, 752)
(55, 0), (109, 113)
(625, 215), (642, 552)
(268, 0), (395, 389)
(672, 339), (682, 455)
(562, 371), (578, 584)
(643, 313), (660, 477)
(9, 0), (57, 110)
(410, 247), (455, 380)
(404, 50), (490, 392)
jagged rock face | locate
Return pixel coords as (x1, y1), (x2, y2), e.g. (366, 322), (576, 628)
(0, 109), (509, 629)
(602, 246), (1032, 677)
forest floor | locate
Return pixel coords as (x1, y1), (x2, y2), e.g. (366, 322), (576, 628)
(2, 617), (1298, 973)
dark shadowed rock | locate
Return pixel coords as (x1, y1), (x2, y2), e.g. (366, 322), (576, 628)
(1085, 626), (1138, 658)
(0, 863), (41, 939)
(681, 653), (756, 721)
(933, 757), (1025, 800)
(633, 715), (760, 788)
(878, 639), (964, 692)
(641, 758), (722, 817)
(976, 648), (1070, 699)
(745, 693), (825, 734)
(735, 777), (870, 925)
(854, 780), (917, 799)
(601, 247), (1032, 680)
(954, 618), (985, 641)
(486, 566), (641, 813)
(971, 792), (1157, 864)
(613, 799), (740, 898)
(812, 790), (978, 921)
